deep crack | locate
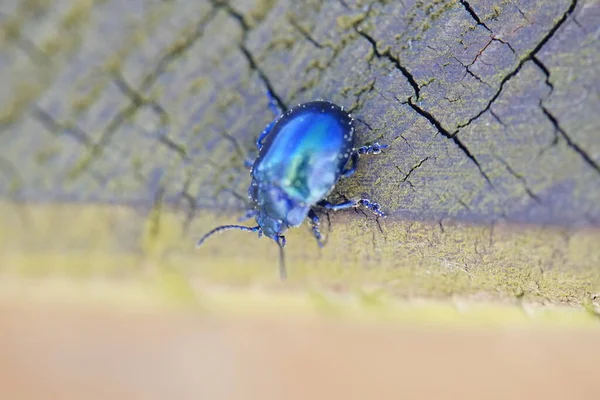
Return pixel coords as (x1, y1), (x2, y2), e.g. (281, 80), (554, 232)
(68, 7), (219, 178)
(347, 78), (376, 113)
(408, 98), (493, 187)
(141, 7), (219, 92)
(239, 45), (288, 112)
(531, 56), (554, 94)
(30, 105), (92, 146)
(541, 105), (600, 174)
(456, 0), (578, 130)
(397, 157), (430, 187)
(356, 30), (421, 100)
(496, 156), (542, 203)
(459, 0), (490, 32)
(529, 25), (599, 177)
(356, 26), (493, 187)
(158, 136), (187, 159)
(214, 1), (287, 111)
(113, 72), (186, 159)
(288, 17), (325, 49)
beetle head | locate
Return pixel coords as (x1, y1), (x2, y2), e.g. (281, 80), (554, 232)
(196, 221), (288, 280)
(253, 184), (309, 239)
(196, 182), (303, 281)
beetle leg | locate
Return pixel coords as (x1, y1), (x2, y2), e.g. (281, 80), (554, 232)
(256, 120), (276, 151)
(341, 152), (359, 178)
(308, 209), (325, 248)
(238, 209), (258, 222)
(317, 198), (386, 218)
(275, 235), (287, 280)
(341, 142), (388, 178)
(266, 90), (283, 117)
(356, 142), (389, 155)
(257, 90), (286, 151)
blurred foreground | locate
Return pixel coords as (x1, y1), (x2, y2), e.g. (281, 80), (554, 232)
(1, 202), (599, 399)
(1, 279), (599, 400)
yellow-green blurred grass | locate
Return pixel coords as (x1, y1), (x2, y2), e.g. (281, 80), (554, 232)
(1, 275), (599, 328)
(1, 201), (599, 324)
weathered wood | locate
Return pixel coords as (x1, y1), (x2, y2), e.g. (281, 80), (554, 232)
(0, 0), (599, 302)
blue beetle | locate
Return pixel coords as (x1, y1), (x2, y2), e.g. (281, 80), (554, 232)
(196, 92), (387, 279)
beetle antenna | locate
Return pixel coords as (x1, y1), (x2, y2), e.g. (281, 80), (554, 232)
(196, 225), (260, 248)
(277, 235), (287, 280)
(278, 244), (286, 280)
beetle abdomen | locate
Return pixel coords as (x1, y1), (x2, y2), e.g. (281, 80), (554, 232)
(253, 101), (355, 205)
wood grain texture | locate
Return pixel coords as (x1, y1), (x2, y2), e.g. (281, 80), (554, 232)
(2, 203), (600, 305)
(1, 0), (598, 223)
(0, 0), (599, 302)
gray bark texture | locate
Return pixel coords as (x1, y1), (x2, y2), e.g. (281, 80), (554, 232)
(1, 0), (598, 225)
(0, 0), (599, 303)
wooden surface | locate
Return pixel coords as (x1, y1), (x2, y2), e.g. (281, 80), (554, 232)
(1, 8), (600, 393)
(2, 2), (600, 396)
(1, 1), (599, 301)
(2, 202), (600, 304)
(0, 0), (598, 224)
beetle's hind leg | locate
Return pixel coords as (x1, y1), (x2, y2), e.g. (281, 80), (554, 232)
(317, 198), (386, 218)
(356, 142), (388, 155)
(341, 142), (388, 178)
(340, 152), (359, 179)
(308, 209), (325, 248)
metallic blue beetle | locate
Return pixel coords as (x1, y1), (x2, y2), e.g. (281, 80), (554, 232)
(197, 92), (387, 279)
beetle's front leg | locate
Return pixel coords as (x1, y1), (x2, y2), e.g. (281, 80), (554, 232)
(257, 90), (287, 152)
(341, 142), (388, 178)
(266, 89), (283, 118)
(317, 197), (386, 218)
(308, 209), (325, 248)
(256, 120), (276, 151)
(238, 209), (258, 222)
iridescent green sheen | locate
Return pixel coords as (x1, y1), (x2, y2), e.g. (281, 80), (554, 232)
(253, 101), (355, 205)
